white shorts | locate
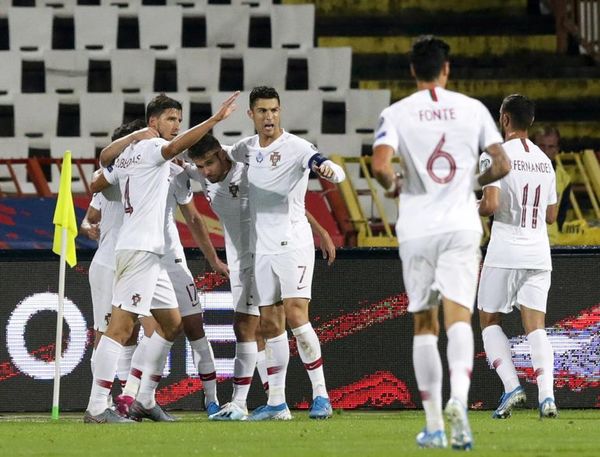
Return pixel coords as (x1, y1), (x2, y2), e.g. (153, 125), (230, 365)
(89, 261), (114, 332)
(230, 266), (259, 316)
(112, 250), (178, 317)
(165, 259), (203, 318)
(477, 266), (551, 314)
(254, 247), (315, 307)
(400, 231), (481, 313)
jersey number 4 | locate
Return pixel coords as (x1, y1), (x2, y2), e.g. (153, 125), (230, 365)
(520, 183), (541, 228)
(124, 177), (134, 214)
(426, 134), (456, 184)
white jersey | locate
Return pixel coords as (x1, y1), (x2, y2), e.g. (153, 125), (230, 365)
(373, 86), (503, 242)
(163, 162), (194, 266)
(89, 183), (123, 270)
(480, 138), (557, 270)
(231, 130), (315, 255)
(187, 159), (252, 271)
(104, 138), (170, 255)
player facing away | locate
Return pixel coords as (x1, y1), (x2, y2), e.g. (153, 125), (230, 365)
(229, 87), (345, 421)
(84, 92), (239, 423)
(371, 36), (511, 449)
(477, 94), (558, 419)
(186, 134), (338, 420)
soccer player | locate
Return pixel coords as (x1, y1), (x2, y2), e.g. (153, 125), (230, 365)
(83, 91), (239, 423)
(186, 134), (337, 421)
(229, 87), (345, 421)
(371, 36), (511, 449)
(478, 94), (558, 419)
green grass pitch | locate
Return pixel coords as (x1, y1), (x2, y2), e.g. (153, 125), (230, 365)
(0, 410), (598, 457)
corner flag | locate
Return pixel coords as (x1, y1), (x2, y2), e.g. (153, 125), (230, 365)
(52, 151), (77, 267)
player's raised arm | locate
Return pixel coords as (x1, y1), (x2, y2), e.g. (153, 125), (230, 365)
(162, 91), (240, 161)
(99, 126), (158, 167)
(476, 143), (511, 189)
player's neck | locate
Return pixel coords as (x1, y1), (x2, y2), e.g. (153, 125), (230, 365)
(416, 80), (445, 91)
(504, 129), (528, 141)
(258, 129), (283, 148)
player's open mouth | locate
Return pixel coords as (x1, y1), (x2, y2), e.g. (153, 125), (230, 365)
(264, 124), (274, 131)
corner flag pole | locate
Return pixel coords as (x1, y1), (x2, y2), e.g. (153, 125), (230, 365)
(52, 228), (68, 420)
(51, 150), (78, 420)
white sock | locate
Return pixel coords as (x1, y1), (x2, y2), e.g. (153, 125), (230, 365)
(87, 336), (122, 416)
(292, 323), (328, 399)
(482, 325), (520, 393)
(413, 334), (444, 433)
(447, 321), (474, 408)
(136, 332), (173, 409)
(265, 332), (289, 406)
(116, 344), (137, 385)
(90, 348), (96, 375)
(122, 336), (149, 398)
(528, 328), (555, 403)
(190, 336), (218, 406)
(232, 341), (258, 408)
(256, 350), (269, 394)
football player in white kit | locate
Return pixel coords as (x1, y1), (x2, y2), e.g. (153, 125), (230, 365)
(228, 87), (346, 421)
(371, 36), (511, 449)
(477, 94), (558, 420)
(83, 92), (239, 423)
(186, 134), (338, 420)
(81, 120), (152, 386)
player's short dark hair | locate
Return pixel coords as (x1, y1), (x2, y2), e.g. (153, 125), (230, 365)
(111, 119), (146, 141)
(249, 86), (280, 109)
(500, 94), (535, 131)
(410, 35), (450, 82)
(145, 93), (182, 123)
(188, 133), (222, 160)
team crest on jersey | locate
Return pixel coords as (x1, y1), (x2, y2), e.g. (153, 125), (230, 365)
(480, 158), (492, 172)
(131, 293), (141, 306)
(229, 182), (240, 197)
(256, 151), (264, 163)
(270, 151), (281, 167)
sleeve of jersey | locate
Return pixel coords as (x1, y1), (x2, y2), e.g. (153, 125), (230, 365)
(145, 138), (170, 165)
(479, 152), (501, 189)
(175, 174), (194, 205)
(548, 173), (558, 205)
(229, 142), (247, 163)
(89, 192), (103, 211)
(103, 166), (118, 185)
(372, 110), (399, 151)
(478, 103), (503, 150)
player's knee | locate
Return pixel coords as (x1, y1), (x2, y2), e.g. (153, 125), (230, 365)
(479, 311), (501, 329)
(182, 315), (206, 341)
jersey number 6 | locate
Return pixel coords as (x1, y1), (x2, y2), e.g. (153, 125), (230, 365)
(426, 134), (456, 184)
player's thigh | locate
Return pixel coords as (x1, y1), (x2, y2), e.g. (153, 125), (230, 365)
(89, 261), (115, 332)
(279, 247), (315, 302)
(516, 270), (551, 314)
(436, 230), (481, 311)
(400, 237), (438, 313)
(477, 266), (519, 314)
(113, 250), (162, 316)
(254, 253), (281, 307)
(232, 266), (260, 317)
(167, 263), (202, 318)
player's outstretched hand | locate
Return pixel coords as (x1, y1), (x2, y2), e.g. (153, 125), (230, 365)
(213, 91), (240, 122)
(211, 258), (230, 279)
(131, 127), (159, 143)
(319, 231), (336, 266)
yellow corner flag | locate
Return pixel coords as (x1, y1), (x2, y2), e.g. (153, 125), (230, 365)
(52, 151), (77, 267)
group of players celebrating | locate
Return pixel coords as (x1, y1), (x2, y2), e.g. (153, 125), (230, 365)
(81, 34), (559, 451)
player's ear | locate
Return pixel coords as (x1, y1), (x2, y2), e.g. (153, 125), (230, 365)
(247, 108), (253, 120)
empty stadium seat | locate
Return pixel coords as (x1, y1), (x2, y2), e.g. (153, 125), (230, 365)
(79, 92), (124, 144)
(14, 93), (59, 139)
(8, 7), (53, 54)
(243, 48), (287, 91)
(345, 89), (391, 141)
(44, 50), (89, 98)
(74, 6), (119, 53)
(139, 6), (182, 55)
(270, 4), (315, 53)
(0, 137), (36, 194)
(100, 0), (141, 14)
(210, 91), (253, 142)
(110, 49), (155, 94)
(176, 48), (221, 93)
(206, 5), (250, 53)
(307, 47), (352, 97)
(0, 51), (21, 98)
(279, 90), (322, 142)
(232, 0), (271, 17)
(166, 0), (207, 14)
(316, 133), (362, 157)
